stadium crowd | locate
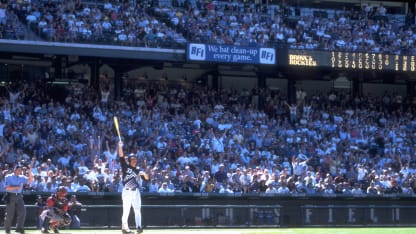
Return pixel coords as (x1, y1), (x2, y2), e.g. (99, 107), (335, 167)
(0, 0), (415, 196)
(0, 76), (415, 197)
(1, 0), (416, 54)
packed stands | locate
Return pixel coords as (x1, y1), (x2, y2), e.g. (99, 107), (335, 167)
(0, 77), (414, 196)
(0, 0), (414, 54)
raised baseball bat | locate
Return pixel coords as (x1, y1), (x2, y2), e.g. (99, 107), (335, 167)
(113, 116), (122, 141)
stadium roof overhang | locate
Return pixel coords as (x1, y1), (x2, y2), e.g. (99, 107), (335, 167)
(0, 39), (186, 62)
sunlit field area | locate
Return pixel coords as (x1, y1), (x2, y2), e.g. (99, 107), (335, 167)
(10, 227), (416, 234)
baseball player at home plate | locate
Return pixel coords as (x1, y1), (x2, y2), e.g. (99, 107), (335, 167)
(118, 140), (149, 234)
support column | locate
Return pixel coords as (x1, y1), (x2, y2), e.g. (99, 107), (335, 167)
(287, 79), (296, 104)
(407, 80), (415, 98)
(408, 1), (416, 24)
(90, 59), (100, 89)
(53, 56), (62, 79)
(257, 72), (266, 88)
(352, 73), (363, 98)
(257, 72), (266, 109)
(113, 67), (122, 100)
(212, 70), (219, 91)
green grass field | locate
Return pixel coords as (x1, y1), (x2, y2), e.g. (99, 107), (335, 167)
(10, 228), (416, 234)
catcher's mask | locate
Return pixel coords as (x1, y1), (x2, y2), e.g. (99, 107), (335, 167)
(57, 186), (68, 198)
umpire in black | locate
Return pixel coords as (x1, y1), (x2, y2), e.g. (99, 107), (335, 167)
(4, 163), (33, 234)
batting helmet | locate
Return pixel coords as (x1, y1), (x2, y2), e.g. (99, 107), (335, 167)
(127, 153), (137, 162)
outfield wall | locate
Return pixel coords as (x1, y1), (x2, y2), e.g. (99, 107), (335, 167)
(1, 193), (416, 228)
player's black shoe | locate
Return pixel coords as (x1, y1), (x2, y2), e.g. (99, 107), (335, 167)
(15, 228), (25, 234)
(137, 227), (143, 233)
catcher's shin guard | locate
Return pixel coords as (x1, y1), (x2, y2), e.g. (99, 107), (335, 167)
(42, 217), (51, 230)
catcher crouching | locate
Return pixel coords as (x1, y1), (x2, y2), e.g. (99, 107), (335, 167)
(40, 186), (72, 233)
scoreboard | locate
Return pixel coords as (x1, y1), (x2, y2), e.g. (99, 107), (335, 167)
(185, 43), (416, 73)
(288, 49), (416, 72)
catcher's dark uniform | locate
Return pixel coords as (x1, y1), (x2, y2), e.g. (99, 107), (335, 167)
(40, 187), (72, 233)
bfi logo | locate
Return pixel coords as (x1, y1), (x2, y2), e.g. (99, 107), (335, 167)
(189, 43), (206, 61)
(259, 48), (275, 64)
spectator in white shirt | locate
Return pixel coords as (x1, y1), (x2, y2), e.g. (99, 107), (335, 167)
(158, 182), (173, 193)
